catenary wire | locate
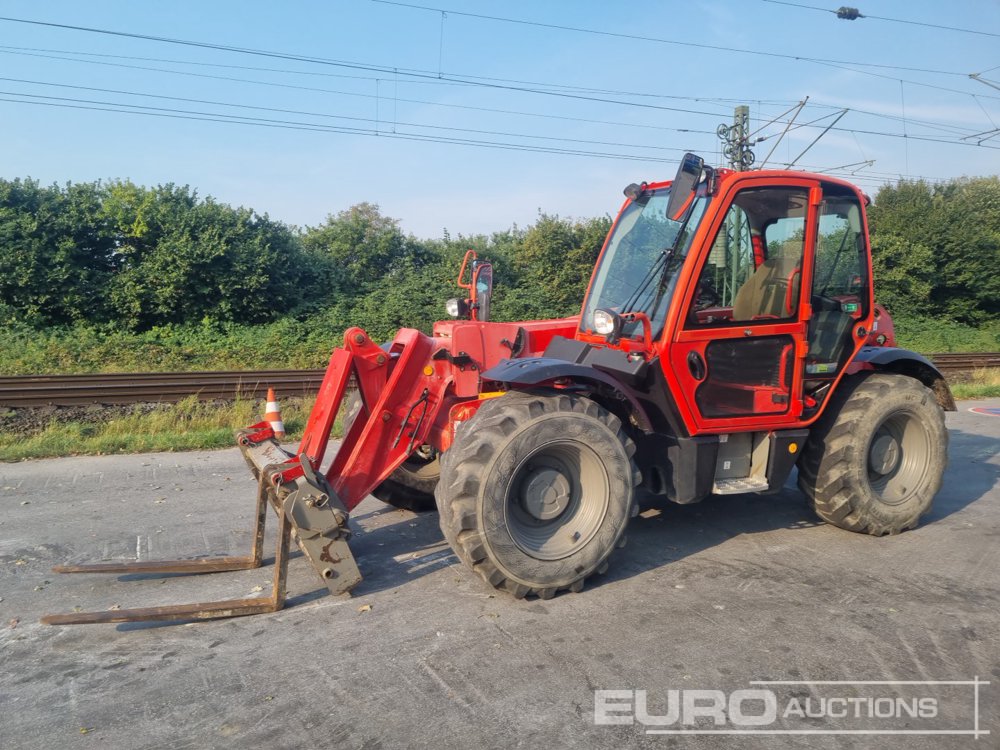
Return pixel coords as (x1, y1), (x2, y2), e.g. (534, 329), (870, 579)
(0, 48), (721, 137)
(370, 0), (981, 77)
(2, 47), (994, 152)
(760, 0), (1000, 39)
(0, 92), (688, 162)
(0, 75), (708, 153)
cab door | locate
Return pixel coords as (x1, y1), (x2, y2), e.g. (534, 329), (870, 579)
(666, 178), (820, 433)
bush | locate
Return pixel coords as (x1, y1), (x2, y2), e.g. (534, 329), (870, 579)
(891, 315), (1000, 354)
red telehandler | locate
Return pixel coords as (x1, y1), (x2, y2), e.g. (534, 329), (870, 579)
(43, 154), (953, 625)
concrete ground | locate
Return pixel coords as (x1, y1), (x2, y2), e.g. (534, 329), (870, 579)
(1, 401), (997, 749)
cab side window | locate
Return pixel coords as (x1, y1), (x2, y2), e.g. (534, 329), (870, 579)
(813, 198), (866, 306)
(688, 187), (809, 326)
(806, 190), (869, 379)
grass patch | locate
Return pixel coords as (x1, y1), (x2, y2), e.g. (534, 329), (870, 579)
(0, 318), (348, 375)
(0, 395), (320, 461)
(950, 368), (1000, 400)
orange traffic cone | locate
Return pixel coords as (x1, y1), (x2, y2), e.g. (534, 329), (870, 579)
(264, 387), (285, 440)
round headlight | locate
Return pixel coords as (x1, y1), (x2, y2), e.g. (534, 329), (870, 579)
(445, 298), (462, 318)
(593, 309), (618, 336)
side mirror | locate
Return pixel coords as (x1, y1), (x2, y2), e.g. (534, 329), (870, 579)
(471, 262), (493, 322)
(665, 153), (704, 222)
(448, 249), (494, 321)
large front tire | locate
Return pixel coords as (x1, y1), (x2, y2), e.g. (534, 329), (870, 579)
(798, 373), (948, 535)
(436, 391), (639, 599)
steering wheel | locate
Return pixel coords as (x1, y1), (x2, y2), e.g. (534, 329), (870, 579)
(692, 280), (720, 311)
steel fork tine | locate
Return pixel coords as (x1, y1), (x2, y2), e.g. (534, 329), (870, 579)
(41, 505), (290, 626)
(50, 474), (270, 577)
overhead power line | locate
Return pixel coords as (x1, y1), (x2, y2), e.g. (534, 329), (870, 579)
(0, 13), (996, 144)
(0, 92), (965, 189)
(0, 13), (994, 162)
(370, 2), (1000, 103)
(760, 1), (1000, 39)
(370, 0), (976, 77)
(0, 47), (725, 138)
(5, 43), (991, 138)
(0, 90), (690, 163)
(0, 16), (765, 120)
(805, 58), (1000, 103)
(3, 81), (997, 175)
(1, 43), (994, 153)
(0, 43), (765, 105)
(0, 10), (987, 99)
(797, 99), (985, 137)
(0, 44), (746, 113)
(0, 75), (705, 155)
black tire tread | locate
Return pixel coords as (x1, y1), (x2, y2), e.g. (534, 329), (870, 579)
(436, 390), (638, 598)
(798, 372), (947, 535)
(371, 477), (437, 512)
(371, 453), (441, 512)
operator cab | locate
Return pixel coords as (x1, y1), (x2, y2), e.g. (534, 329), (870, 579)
(579, 155), (872, 418)
(564, 154), (878, 500)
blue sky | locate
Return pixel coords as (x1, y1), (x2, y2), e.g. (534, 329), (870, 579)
(0, 1), (997, 237)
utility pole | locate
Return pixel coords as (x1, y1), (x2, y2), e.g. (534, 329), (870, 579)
(714, 105), (754, 305)
(717, 105), (755, 171)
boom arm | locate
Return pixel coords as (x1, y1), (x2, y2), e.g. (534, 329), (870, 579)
(42, 314), (580, 625)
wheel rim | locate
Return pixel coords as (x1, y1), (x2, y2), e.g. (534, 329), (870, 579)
(504, 440), (610, 561)
(866, 409), (932, 505)
(401, 445), (439, 479)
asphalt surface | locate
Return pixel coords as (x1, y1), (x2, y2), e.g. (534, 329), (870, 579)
(1, 400), (997, 749)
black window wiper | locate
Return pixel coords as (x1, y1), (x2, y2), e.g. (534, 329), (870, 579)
(619, 213), (690, 315)
(616, 194), (701, 322)
(619, 247), (673, 314)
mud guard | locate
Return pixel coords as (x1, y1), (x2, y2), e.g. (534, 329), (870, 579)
(851, 346), (957, 411)
(481, 357), (654, 433)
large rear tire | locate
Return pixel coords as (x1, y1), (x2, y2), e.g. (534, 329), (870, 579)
(798, 373), (947, 535)
(436, 391), (639, 599)
(371, 447), (439, 512)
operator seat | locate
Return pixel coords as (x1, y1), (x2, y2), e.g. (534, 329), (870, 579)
(732, 253), (800, 320)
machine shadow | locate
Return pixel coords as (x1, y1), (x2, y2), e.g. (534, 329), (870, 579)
(923, 427), (1000, 524)
(595, 485), (821, 589)
(342, 504), (454, 596)
(597, 424), (997, 590)
(333, 419), (999, 598)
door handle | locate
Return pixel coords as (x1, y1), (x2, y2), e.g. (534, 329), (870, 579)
(687, 351), (706, 381)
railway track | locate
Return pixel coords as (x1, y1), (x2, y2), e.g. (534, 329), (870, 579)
(0, 353), (996, 408)
(928, 353), (1000, 375)
(0, 369), (327, 407)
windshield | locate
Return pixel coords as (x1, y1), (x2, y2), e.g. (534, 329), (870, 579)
(581, 186), (710, 340)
